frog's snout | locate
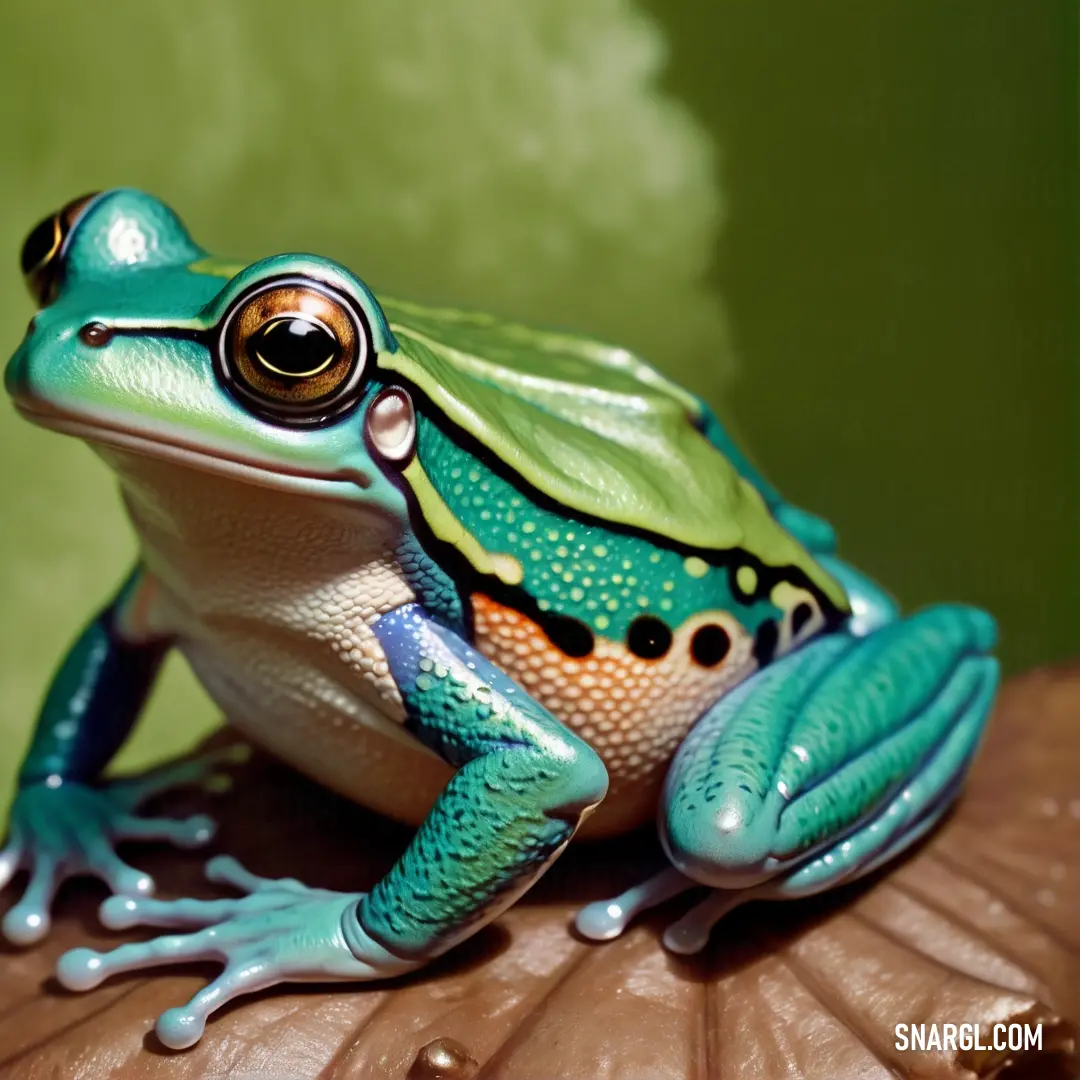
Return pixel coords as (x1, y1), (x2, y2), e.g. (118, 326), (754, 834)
(3, 340), (30, 402)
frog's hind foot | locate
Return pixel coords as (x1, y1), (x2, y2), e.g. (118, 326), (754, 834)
(575, 867), (697, 942)
(574, 868), (751, 955)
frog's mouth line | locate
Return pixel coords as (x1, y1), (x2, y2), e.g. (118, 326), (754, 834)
(14, 400), (373, 499)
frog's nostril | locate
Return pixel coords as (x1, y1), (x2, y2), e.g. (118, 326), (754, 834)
(78, 322), (114, 348)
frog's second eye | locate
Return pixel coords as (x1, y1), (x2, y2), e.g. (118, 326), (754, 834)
(218, 278), (371, 425)
(20, 192), (100, 307)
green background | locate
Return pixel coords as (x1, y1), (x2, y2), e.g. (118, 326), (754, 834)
(0, 1), (1076, 815)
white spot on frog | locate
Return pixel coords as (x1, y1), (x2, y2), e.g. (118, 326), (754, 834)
(107, 216), (150, 265)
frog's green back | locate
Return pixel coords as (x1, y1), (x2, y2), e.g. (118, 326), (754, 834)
(377, 298), (847, 610)
(67, 229), (844, 609)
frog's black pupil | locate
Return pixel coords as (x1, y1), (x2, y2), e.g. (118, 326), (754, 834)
(20, 214), (60, 277)
(248, 316), (339, 378)
(627, 615), (673, 660)
(544, 614), (595, 659)
(691, 624), (731, 667)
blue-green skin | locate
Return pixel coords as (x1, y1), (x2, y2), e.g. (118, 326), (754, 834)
(0, 190), (999, 1050)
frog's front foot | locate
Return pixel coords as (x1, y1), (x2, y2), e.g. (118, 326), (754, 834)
(57, 855), (420, 1050)
(0, 744), (247, 945)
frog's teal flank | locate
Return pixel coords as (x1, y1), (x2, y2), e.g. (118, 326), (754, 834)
(2, 190), (999, 1049)
(412, 413), (797, 642)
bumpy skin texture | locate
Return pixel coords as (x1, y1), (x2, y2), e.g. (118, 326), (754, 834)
(1, 189), (999, 1047)
(366, 604), (607, 958)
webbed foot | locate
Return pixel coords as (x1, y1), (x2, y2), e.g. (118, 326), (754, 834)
(0, 744), (247, 944)
(57, 855), (419, 1050)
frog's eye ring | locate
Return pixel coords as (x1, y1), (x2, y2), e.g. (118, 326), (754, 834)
(20, 192), (101, 307)
(216, 276), (371, 426)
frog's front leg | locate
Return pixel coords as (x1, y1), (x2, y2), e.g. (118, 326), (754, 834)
(0, 565), (233, 945)
(59, 602), (609, 1049)
(577, 604), (997, 952)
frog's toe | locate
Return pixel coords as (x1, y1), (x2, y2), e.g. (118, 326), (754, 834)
(57, 930), (222, 993)
(78, 836), (155, 897)
(575, 867), (698, 942)
(156, 961), (277, 1050)
(58, 935), (218, 992)
(574, 899), (630, 941)
(99, 894), (211, 931)
(204, 854), (284, 893)
(99, 890), (286, 931)
(660, 889), (749, 955)
(56, 947), (108, 991)
(112, 743), (251, 809)
(575, 869), (762, 953)
(3, 906), (51, 946)
(156, 1007), (204, 1052)
(99, 895), (148, 930)
(2, 855), (58, 945)
(114, 812), (216, 849)
(0, 833), (23, 893)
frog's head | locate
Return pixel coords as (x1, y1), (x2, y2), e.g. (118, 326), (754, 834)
(7, 188), (848, 609)
(6, 188), (420, 502)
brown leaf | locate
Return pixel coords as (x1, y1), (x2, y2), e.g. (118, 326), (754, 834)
(1, 666), (1077, 1079)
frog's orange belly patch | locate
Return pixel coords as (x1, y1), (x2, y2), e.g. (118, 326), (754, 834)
(470, 593), (758, 836)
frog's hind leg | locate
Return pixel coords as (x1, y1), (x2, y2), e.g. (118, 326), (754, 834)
(659, 755), (971, 956)
(813, 554), (900, 637)
(691, 399), (900, 638)
(579, 605), (998, 952)
(575, 765), (967, 953)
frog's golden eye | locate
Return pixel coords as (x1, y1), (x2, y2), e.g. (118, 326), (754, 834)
(19, 192), (100, 307)
(218, 278), (370, 425)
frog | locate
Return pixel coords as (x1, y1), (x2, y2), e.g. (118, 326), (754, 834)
(0, 189), (999, 1050)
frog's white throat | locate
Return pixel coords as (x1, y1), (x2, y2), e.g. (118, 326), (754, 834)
(98, 448), (455, 829)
